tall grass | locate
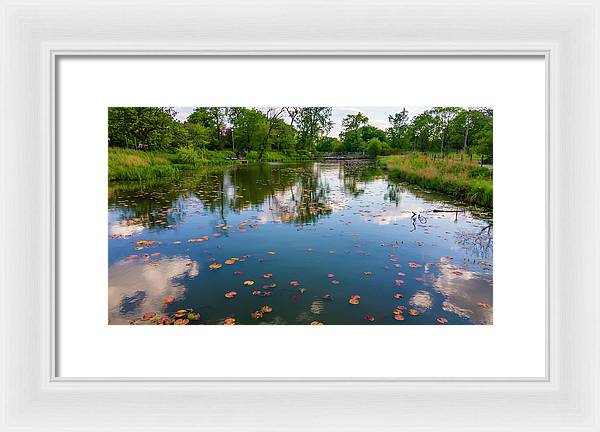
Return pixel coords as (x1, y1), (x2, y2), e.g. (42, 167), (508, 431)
(380, 153), (493, 208)
(108, 149), (182, 181)
(108, 147), (317, 181)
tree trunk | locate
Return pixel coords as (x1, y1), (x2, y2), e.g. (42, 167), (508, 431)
(463, 118), (470, 153)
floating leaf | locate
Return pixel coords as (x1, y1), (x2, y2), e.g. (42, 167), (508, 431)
(223, 317), (236, 325)
(251, 310), (264, 320)
(174, 310), (188, 318)
(289, 281), (300, 286)
(395, 279), (405, 286)
(348, 295), (360, 305)
(263, 273), (273, 278)
(174, 318), (189, 325)
(243, 280), (254, 286)
(408, 262), (422, 269)
(261, 305), (273, 313)
(233, 271), (243, 276)
(408, 309), (419, 316)
(224, 258), (239, 265)
(436, 317), (449, 324)
(363, 271), (373, 276)
(364, 315), (375, 322)
(331, 280), (340, 285)
(397, 272), (406, 276)
(141, 312), (156, 321)
(327, 274), (335, 278)
(393, 293), (403, 299)
(298, 288), (306, 294)
(322, 293), (333, 301)
(394, 314), (405, 321)
(163, 296), (176, 304)
(225, 291), (237, 299)
(310, 321), (323, 325)
(187, 312), (201, 320)
(209, 263), (222, 270)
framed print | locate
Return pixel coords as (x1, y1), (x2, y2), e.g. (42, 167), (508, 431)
(1, 1), (599, 431)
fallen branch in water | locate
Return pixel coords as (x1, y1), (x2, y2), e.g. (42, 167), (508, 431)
(432, 209), (466, 213)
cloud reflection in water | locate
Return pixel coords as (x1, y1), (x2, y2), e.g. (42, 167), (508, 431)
(432, 257), (493, 324)
(108, 256), (199, 324)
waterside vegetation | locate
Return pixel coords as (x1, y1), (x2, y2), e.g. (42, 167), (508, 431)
(379, 153), (493, 208)
(108, 106), (493, 208)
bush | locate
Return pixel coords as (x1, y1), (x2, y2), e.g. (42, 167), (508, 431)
(174, 146), (203, 165)
(367, 138), (382, 158)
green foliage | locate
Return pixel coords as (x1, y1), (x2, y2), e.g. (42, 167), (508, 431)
(341, 112), (369, 152)
(108, 107), (183, 151)
(293, 107), (333, 153)
(366, 138), (382, 158)
(108, 106), (492, 160)
(316, 136), (339, 152)
(108, 148), (180, 181)
(380, 153), (493, 208)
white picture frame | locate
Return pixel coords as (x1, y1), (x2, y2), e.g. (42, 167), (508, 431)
(1, 0), (598, 430)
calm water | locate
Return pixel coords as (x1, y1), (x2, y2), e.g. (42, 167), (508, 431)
(108, 161), (493, 325)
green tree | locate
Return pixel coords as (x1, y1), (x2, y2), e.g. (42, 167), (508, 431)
(387, 108), (409, 149)
(427, 107), (461, 153)
(270, 118), (297, 153)
(259, 107), (286, 158)
(186, 123), (211, 149)
(187, 107), (227, 149)
(228, 107), (268, 154)
(341, 112), (369, 152)
(366, 138), (382, 157)
(360, 125), (387, 143)
(108, 107), (182, 151)
(316, 136), (339, 153)
(294, 107), (333, 153)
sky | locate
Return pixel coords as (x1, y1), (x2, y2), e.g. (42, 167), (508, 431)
(173, 106), (428, 138)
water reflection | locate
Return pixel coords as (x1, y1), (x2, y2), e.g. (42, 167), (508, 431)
(108, 161), (494, 325)
(432, 257), (493, 324)
(108, 256), (199, 324)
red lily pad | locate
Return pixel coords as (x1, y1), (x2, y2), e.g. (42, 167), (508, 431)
(141, 312), (157, 321)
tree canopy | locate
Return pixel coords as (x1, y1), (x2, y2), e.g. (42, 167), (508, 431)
(108, 106), (493, 158)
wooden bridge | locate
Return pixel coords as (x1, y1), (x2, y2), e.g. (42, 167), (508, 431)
(318, 152), (371, 161)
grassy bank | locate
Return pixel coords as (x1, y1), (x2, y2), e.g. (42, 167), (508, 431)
(379, 153), (493, 208)
(108, 148), (317, 181)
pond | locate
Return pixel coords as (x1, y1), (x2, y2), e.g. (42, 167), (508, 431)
(108, 161), (493, 325)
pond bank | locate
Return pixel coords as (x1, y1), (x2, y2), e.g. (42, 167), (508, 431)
(379, 154), (493, 208)
(108, 148), (316, 181)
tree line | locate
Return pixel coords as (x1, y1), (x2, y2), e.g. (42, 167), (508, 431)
(108, 106), (492, 158)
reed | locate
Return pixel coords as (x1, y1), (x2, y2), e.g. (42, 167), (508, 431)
(379, 153), (493, 208)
